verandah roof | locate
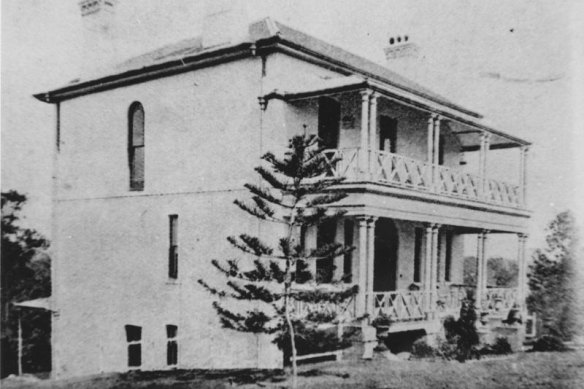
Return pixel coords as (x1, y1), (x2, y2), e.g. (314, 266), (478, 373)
(262, 75), (531, 151)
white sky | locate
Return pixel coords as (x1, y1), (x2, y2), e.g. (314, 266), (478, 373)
(1, 0), (583, 256)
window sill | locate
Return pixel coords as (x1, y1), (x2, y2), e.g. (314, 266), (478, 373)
(129, 186), (145, 192)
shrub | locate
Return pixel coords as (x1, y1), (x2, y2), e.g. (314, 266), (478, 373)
(455, 299), (480, 361)
(440, 300), (481, 362)
(411, 338), (437, 359)
(532, 335), (567, 352)
(492, 337), (513, 354)
(482, 337), (513, 355)
(437, 336), (460, 361)
(275, 320), (353, 362)
(371, 313), (393, 328)
(443, 315), (457, 339)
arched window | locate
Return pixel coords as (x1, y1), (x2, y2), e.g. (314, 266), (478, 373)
(128, 102), (145, 191)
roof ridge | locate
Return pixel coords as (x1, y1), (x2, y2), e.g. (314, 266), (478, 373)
(36, 17), (481, 120)
(270, 19), (480, 118)
(263, 16), (281, 37)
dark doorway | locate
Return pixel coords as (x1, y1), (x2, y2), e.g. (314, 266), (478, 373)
(379, 116), (397, 153)
(316, 219), (337, 283)
(374, 219), (399, 291)
(438, 134), (445, 165)
(318, 97), (340, 149)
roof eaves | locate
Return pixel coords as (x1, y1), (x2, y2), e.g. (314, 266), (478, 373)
(34, 42), (255, 104)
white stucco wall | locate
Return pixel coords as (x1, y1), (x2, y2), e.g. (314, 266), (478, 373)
(52, 57), (287, 378)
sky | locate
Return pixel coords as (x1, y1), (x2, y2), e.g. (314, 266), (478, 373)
(1, 0), (583, 257)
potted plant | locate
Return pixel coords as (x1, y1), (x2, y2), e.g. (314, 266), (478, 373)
(371, 313), (393, 338)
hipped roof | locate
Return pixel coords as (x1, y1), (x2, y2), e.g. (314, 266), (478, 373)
(33, 18), (530, 147)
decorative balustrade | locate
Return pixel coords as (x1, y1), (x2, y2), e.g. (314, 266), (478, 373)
(290, 295), (356, 321)
(373, 151), (431, 190)
(368, 287), (517, 321)
(322, 148), (360, 180)
(290, 287), (518, 323)
(322, 148), (523, 208)
(436, 165), (481, 201)
(481, 287), (519, 314)
(485, 178), (520, 207)
(368, 290), (430, 321)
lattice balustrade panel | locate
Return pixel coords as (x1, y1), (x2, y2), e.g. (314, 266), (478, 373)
(371, 291), (428, 321)
(374, 151), (430, 190)
(323, 148), (360, 180)
(291, 295), (356, 320)
(436, 166), (480, 200)
(486, 179), (520, 207)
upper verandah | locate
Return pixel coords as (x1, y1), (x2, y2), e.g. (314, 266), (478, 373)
(33, 17), (530, 148)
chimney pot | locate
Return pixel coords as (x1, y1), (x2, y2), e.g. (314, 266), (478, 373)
(385, 34), (419, 61)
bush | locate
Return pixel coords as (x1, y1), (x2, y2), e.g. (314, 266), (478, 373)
(480, 337), (513, 355)
(491, 337), (513, 354)
(532, 335), (567, 352)
(443, 316), (457, 339)
(275, 320), (353, 363)
(411, 338), (437, 359)
(439, 300), (481, 362)
(437, 336), (460, 361)
(371, 313), (393, 328)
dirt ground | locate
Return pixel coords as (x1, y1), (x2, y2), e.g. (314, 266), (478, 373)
(3, 350), (583, 389)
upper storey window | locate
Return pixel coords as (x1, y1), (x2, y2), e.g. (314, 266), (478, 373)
(128, 102), (145, 191)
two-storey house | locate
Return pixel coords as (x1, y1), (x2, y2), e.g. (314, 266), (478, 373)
(35, 15), (530, 378)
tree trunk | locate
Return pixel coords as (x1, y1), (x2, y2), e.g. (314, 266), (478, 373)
(284, 291), (298, 389)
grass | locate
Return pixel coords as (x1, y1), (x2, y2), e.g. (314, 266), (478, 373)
(3, 350), (583, 389)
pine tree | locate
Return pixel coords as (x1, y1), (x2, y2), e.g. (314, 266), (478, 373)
(198, 134), (358, 387)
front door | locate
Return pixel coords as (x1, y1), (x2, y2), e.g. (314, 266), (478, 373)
(374, 219), (398, 291)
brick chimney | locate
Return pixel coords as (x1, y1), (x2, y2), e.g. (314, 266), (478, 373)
(384, 33), (428, 81)
(78, 0), (119, 75)
(201, 0), (249, 48)
(384, 34), (420, 61)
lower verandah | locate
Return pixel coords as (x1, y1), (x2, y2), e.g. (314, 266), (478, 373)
(293, 217), (526, 328)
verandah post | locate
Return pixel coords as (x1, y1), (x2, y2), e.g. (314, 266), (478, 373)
(356, 216), (369, 316)
(366, 217), (378, 317)
(519, 146), (529, 206)
(359, 90), (372, 179)
(517, 233), (528, 311)
(424, 224), (433, 316)
(368, 92), (379, 180)
(478, 132), (491, 201)
(427, 115), (435, 191)
(432, 117), (442, 192)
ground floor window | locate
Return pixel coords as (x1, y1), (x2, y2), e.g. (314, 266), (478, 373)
(444, 232), (453, 282)
(413, 228), (423, 283)
(166, 325), (178, 367)
(343, 220), (354, 283)
(125, 325), (142, 368)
